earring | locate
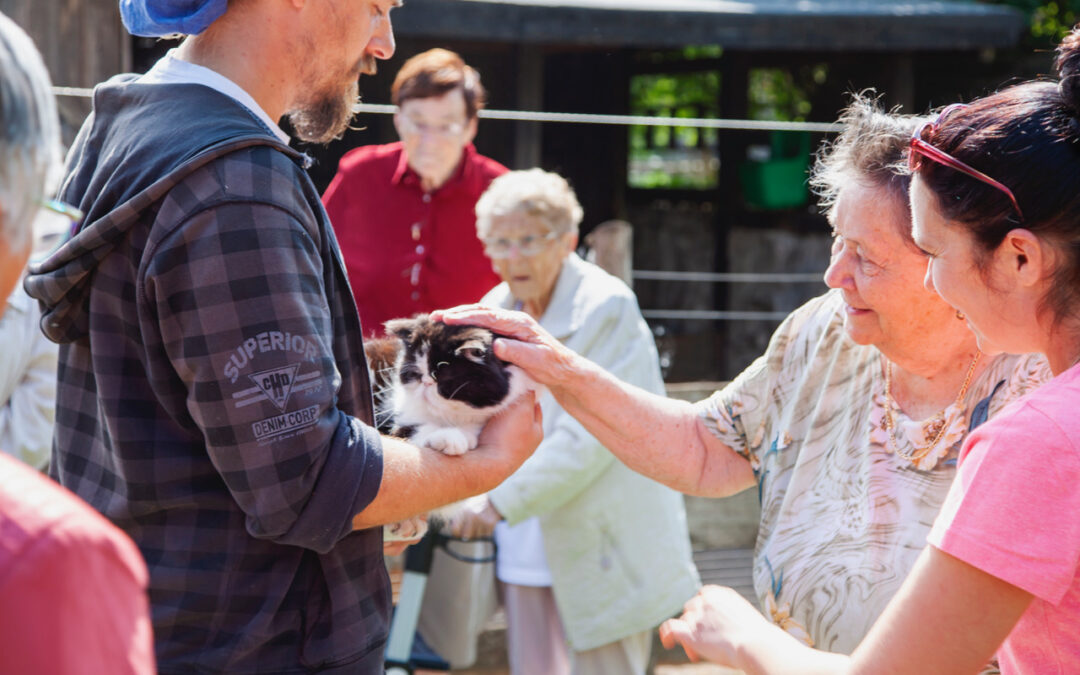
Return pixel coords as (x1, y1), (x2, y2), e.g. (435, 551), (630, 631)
(956, 310), (965, 321)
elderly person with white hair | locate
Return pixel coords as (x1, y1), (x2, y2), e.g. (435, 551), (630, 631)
(449, 168), (700, 675)
(0, 11), (153, 673)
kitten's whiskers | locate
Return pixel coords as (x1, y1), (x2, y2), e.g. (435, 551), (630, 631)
(446, 381), (470, 401)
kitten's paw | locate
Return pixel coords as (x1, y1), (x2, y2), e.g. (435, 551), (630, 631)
(384, 515), (429, 542)
(414, 427), (474, 456)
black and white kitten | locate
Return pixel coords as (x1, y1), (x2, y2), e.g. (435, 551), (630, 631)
(365, 313), (537, 540)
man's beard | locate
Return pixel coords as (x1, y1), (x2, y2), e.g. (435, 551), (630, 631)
(288, 55), (377, 145)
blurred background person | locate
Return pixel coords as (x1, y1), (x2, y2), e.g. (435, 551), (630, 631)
(434, 95), (1049, 656)
(450, 168), (700, 675)
(323, 48), (504, 337)
(0, 209), (67, 470)
(0, 10), (153, 673)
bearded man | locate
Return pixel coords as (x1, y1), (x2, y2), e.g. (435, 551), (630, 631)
(24, 1), (542, 672)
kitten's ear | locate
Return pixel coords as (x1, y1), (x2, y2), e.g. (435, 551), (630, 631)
(384, 317), (417, 342)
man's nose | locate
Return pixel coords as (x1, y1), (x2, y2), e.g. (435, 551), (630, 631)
(367, 14), (396, 61)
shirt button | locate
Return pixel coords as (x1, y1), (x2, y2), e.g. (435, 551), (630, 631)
(411, 291), (420, 300)
(416, 245), (425, 254)
(422, 194), (432, 204)
(411, 224), (421, 241)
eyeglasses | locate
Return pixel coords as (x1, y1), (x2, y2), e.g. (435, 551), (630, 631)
(397, 114), (467, 138)
(482, 231), (562, 259)
(909, 103), (1024, 222)
(41, 199), (83, 225)
(34, 199), (83, 255)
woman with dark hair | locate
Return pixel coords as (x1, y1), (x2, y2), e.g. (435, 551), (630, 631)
(652, 27), (1080, 675)
(432, 92), (1050, 658)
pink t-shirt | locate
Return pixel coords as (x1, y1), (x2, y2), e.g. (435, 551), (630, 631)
(928, 362), (1080, 673)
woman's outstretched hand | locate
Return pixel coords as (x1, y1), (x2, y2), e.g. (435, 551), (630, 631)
(431, 305), (577, 389)
(660, 585), (786, 670)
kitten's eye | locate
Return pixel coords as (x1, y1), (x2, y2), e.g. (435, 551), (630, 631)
(429, 361), (450, 381)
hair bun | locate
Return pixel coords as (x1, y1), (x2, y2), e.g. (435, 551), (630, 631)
(1056, 26), (1080, 114)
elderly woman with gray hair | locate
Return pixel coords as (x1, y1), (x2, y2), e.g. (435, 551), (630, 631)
(435, 95), (1050, 656)
(0, 11), (154, 672)
(448, 168), (701, 675)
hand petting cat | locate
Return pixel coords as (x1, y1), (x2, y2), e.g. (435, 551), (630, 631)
(430, 305), (577, 388)
(363, 314), (543, 544)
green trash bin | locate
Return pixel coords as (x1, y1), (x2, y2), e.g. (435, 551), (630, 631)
(738, 130), (811, 210)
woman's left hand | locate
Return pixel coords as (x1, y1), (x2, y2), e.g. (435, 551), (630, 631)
(447, 495), (502, 540)
(660, 585), (781, 668)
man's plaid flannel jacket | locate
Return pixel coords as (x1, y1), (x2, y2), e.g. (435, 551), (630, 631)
(26, 78), (389, 673)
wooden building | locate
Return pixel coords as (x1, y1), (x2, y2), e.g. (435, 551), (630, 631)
(333, 0), (1028, 380)
(8, 0), (1031, 380)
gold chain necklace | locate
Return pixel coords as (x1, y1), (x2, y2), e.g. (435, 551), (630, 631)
(884, 353), (981, 464)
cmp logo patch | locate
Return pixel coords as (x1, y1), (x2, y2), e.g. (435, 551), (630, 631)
(248, 365), (299, 412)
(233, 365), (322, 413)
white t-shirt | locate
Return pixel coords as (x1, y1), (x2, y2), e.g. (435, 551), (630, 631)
(140, 49), (290, 145)
(495, 517), (552, 587)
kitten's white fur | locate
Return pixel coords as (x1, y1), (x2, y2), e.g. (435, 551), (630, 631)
(384, 349), (540, 541)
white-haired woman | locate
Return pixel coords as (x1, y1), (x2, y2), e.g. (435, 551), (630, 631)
(450, 168), (701, 675)
(0, 11), (154, 673)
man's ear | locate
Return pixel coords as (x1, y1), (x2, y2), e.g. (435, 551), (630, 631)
(463, 116), (479, 146)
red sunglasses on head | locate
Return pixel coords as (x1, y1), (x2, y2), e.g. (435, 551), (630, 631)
(909, 103), (1025, 223)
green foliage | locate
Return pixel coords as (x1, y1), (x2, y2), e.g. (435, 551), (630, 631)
(636, 44), (723, 66)
(629, 70), (721, 152)
(980, 0), (1080, 46)
(629, 50), (722, 189)
(627, 47), (826, 189)
(749, 69), (809, 122)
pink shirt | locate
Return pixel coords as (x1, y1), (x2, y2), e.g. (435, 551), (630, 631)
(0, 454), (155, 674)
(929, 363), (1080, 674)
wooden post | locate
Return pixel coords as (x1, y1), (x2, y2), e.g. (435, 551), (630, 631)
(890, 53), (915, 114)
(514, 44), (543, 169)
(584, 219), (633, 288)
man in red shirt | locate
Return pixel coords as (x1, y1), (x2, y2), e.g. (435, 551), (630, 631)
(0, 11), (154, 674)
(323, 48), (506, 337)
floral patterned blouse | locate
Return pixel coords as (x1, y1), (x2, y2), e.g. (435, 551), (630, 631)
(696, 290), (1050, 654)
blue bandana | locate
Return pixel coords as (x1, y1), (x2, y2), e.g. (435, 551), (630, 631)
(119, 0), (227, 37)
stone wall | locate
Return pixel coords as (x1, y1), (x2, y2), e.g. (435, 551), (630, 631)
(627, 195), (832, 382)
(724, 227), (831, 376)
(627, 195), (723, 382)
